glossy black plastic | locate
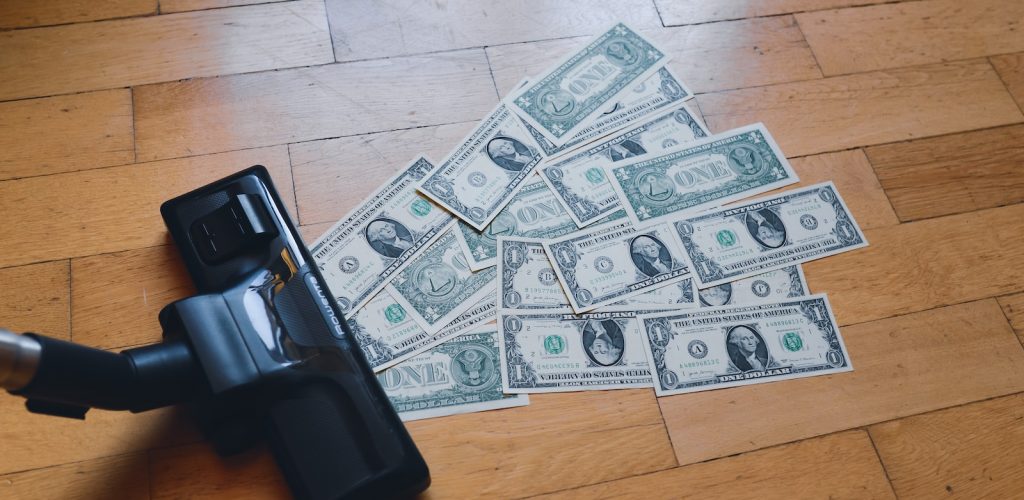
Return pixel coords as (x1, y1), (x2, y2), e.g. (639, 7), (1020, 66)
(160, 166), (430, 499)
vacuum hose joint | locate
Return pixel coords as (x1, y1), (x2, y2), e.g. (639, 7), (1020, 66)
(0, 328), (203, 415)
(0, 329), (42, 391)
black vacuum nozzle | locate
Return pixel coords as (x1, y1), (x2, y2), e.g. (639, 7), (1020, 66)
(0, 166), (429, 499)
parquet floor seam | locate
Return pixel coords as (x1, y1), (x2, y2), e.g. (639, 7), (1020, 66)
(992, 56), (1024, 117)
(2, 1), (1023, 497)
(655, 0), (911, 28)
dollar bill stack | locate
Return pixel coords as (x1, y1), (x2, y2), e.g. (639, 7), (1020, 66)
(311, 21), (868, 421)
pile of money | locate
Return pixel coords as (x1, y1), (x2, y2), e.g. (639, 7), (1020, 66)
(312, 22), (868, 421)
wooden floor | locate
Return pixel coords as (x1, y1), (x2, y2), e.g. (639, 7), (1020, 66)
(1, 0), (1024, 498)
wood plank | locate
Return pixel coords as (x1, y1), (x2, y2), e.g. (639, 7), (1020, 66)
(149, 390), (676, 498)
(289, 121), (475, 226)
(865, 124), (1024, 222)
(805, 204), (1024, 326)
(72, 246), (194, 350)
(410, 390), (675, 498)
(536, 431), (894, 499)
(0, 453), (150, 500)
(658, 299), (1024, 465)
(150, 444), (289, 500)
(0, 262), (70, 341)
(486, 16), (821, 97)
(0, 90), (134, 181)
(134, 50), (495, 161)
(0, 396), (200, 475)
(0, 146), (293, 270)
(298, 222), (334, 243)
(697, 59), (1023, 157)
(631, 15), (824, 93)
(655, 0), (890, 26)
(797, 0), (1024, 75)
(160, 0), (288, 14)
(325, 0), (661, 62)
(0, 0), (333, 101)
(991, 53), (1024, 112)
(779, 149), (900, 231)
(0, 0), (156, 29)
(997, 293), (1024, 346)
(870, 393), (1024, 499)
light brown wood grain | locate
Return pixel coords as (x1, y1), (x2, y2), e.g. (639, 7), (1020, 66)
(991, 52), (1024, 111)
(778, 149), (900, 230)
(536, 430), (895, 499)
(326, 0), (661, 62)
(869, 393), (1024, 499)
(805, 204), (1024, 326)
(148, 390), (676, 498)
(655, 0), (890, 26)
(150, 444), (289, 500)
(0, 453), (150, 500)
(298, 222), (335, 244)
(0, 396), (200, 475)
(160, 0), (289, 14)
(409, 390), (675, 497)
(697, 59), (1024, 157)
(0, 0), (156, 29)
(866, 124), (1024, 222)
(486, 15), (821, 96)
(643, 15), (822, 93)
(0, 261), (70, 340)
(997, 293), (1024, 345)
(0, 90), (133, 181)
(290, 121), (476, 226)
(133, 50), (496, 161)
(0, 0), (333, 101)
(71, 245), (194, 350)
(0, 146), (293, 270)
(658, 299), (1024, 465)
(797, 0), (1024, 75)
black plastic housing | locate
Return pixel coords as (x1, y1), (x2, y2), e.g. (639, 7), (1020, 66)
(159, 166), (430, 500)
(14, 335), (201, 417)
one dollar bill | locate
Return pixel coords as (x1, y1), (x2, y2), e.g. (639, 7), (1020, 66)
(605, 123), (799, 226)
(498, 236), (695, 311)
(522, 67), (695, 158)
(540, 103), (709, 227)
(380, 328), (529, 421)
(348, 289), (496, 372)
(697, 265), (808, 308)
(674, 182), (867, 287)
(602, 279), (696, 311)
(543, 220), (690, 313)
(312, 156), (454, 314)
(387, 228), (497, 333)
(417, 102), (546, 231)
(509, 22), (672, 145)
(639, 294), (852, 396)
(454, 177), (584, 271)
(499, 310), (654, 393)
